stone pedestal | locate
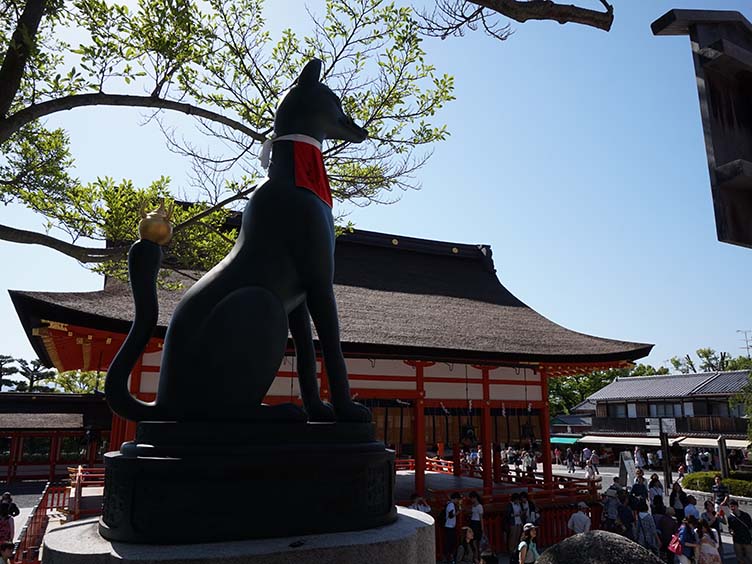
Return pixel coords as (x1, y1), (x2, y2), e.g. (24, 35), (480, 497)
(43, 507), (434, 564)
(99, 421), (396, 543)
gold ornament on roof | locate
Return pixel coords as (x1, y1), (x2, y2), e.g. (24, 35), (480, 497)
(139, 200), (174, 245)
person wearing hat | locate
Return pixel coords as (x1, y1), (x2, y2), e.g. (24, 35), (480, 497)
(517, 523), (540, 563)
(719, 498), (752, 564)
(567, 502), (591, 535)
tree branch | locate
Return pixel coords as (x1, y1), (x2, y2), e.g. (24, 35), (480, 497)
(471, 0), (613, 31)
(0, 0), (46, 118)
(0, 93), (266, 145)
(172, 182), (257, 233)
(0, 223), (126, 263)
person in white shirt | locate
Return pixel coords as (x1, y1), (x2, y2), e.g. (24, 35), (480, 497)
(567, 502), (591, 535)
(648, 474), (664, 506)
(468, 491), (484, 549)
(584, 461), (596, 481)
(507, 492), (524, 555)
(443, 492), (461, 563)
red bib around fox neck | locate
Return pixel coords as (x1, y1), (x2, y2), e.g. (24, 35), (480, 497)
(292, 141), (332, 208)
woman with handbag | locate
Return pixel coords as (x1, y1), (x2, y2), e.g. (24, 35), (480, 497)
(672, 515), (699, 564)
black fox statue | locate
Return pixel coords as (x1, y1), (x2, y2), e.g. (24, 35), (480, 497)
(106, 59), (371, 424)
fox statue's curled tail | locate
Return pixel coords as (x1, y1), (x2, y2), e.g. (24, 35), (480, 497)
(105, 204), (173, 422)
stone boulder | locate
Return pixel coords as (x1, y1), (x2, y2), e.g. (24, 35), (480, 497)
(537, 530), (663, 564)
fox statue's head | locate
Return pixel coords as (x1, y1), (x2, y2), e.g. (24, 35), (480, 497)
(274, 59), (368, 144)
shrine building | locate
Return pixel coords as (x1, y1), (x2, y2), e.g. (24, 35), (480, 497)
(7, 228), (652, 493)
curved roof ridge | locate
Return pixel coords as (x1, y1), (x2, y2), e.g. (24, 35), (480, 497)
(689, 371), (722, 394)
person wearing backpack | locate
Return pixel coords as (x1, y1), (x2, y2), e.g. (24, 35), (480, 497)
(443, 492), (462, 564)
(517, 523), (540, 563)
(720, 498), (752, 564)
(674, 515), (699, 564)
(635, 499), (661, 555)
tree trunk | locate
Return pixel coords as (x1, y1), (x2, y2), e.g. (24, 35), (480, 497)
(0, 0), (47, 118)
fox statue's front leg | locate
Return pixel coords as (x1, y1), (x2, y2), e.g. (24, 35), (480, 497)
(288, 302), (336, 422)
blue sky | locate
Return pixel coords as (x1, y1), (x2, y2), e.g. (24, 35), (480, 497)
(1, 0), (751, 368)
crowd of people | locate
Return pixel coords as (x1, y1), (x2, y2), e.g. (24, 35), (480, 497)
(597, 467), (752, 564)
(414, 443), (752, 563)
(555, 446), (601, 479)
(410, 488), (539, 564)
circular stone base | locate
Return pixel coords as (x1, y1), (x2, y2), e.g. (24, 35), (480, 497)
(43, 508), (434, 564)
(100, 421), (396, 544)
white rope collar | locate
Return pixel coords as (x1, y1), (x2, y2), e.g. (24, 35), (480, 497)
(259, 133), (322, 170)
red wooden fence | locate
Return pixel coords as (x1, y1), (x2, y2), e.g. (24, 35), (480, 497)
(13, 482), (69, 564)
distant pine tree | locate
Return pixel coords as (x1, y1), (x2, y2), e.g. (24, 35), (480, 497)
(0, 355), (18, 391)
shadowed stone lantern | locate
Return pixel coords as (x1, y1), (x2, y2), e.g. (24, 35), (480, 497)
(653, 9), (752, 248)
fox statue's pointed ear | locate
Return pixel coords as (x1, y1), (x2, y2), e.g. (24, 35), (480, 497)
(298, 59), (322, 87)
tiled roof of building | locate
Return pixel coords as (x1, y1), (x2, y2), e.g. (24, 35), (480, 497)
(693, 370), (751, 395)
(10, 229), (652, 366)
(587, 370), (751, 401)
(571, 399), (597, 413)
(551, 414), (592, 426)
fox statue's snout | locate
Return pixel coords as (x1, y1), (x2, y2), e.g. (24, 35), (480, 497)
(331, 112), (368, 144)
(274, 59), (368, 144)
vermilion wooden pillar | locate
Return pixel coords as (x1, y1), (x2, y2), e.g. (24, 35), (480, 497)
(49, 434), (60, 481)
(6, 435), (18, 482)
(475, 365), (494, 495)
(415, 397), (426, 496)
(122, 358), (144, 442)
(110, 414), (125, 451)
(539, 367), (553, 486)
(405, 360), (433, 497)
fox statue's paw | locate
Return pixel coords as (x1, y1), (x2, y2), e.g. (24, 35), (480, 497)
(333, 399), (372, 423)
(304, 400), (336, 422)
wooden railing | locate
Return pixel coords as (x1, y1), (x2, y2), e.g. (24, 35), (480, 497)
(395, 457), (455, 473)
(68, 465), (105, 521)
(420, 473), (601, 559)
(13, 482), (69, 564)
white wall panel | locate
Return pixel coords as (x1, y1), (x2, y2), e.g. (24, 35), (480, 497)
(142, 351), (162, 367)
(346, 358), (414, 377)
(489, 384), (542, 401)
(140, 372), (159, 393)
(278, 357), (323, 373)
(424, 363), (482, 380)
(425, 382), (483, 400)
(488, 367), (540, 382)
(267, 376), (301, 397)
(350, 380), (416, 391)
